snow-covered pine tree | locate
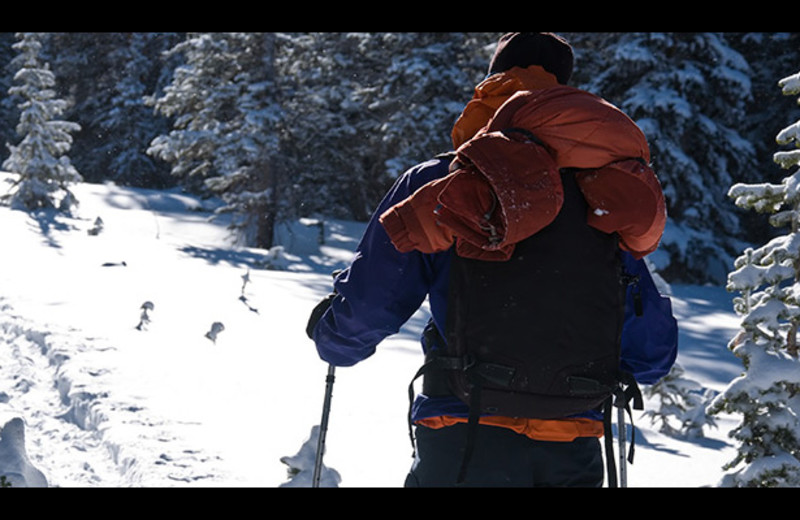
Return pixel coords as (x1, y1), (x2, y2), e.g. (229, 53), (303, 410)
(1, 33), (81, 212)
(643, 363), (717, 439)
(729, 34), (800, 187)
(276, 32), (400, 221)
(41, 33), (181, 188)
(368, 33), (496, 180)
(566, 32), (757, 284)
(277, 33), (494, 221)
(148, 33), (285, 248)
(45, 33), (132, 184)
(708, 70), (800, 487)
(203, 33), (285, 249)
(87, 33), (176, 188)
(147, 33), (245, 193)
(0, 33), (18, 165)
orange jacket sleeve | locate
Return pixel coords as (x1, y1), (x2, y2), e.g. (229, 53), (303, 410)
(576, 159), (666, 258)
(378, 175), (456, 255)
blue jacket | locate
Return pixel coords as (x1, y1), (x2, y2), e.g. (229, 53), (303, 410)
(313, 155), (678, 423)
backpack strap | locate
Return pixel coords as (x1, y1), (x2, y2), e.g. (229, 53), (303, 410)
(617, 371), (644, 465)
(411, 348), (491, 485)
(457, 374), (484, 484)
(603, 396), (618, 487)
(406, 323), (467, 455)
(406, 326), (490, 484)
(603, 372), (643, 487)
(407, 361), (429, 453)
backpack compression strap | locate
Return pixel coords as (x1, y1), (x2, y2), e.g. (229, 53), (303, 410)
(603, 373), (643, 487)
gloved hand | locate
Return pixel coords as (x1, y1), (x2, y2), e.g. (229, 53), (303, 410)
(306, 292), (336, 340)
(306, 270), (342, 340)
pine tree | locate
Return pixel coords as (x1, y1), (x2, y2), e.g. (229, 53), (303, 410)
(84, 33), (176, 188)
(149, 33), (286, 248)
(566, 32), (757, 284)
(147, 33), (244, 191)
(276, 32), (393, 221)
(277, 32), (494, 221)
(709, 70), (800, 487)
(45, 33), (131, 184)
(2, 33), (81, 212)
(361, 33), (495, 179)
(42, 33), (181, 187)
(0, 33), (18, 165)
(729, 34), (800, 176)
(202, 33), (285, 249)
(644, 363), (717, 439)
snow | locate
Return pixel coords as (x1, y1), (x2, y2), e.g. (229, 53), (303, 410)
(0, 172), (745, 487)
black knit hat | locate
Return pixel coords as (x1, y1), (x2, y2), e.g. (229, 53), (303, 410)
(487, 32), (574, 85)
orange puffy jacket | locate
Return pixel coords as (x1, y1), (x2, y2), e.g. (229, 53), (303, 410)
(379, 68), (666, 261)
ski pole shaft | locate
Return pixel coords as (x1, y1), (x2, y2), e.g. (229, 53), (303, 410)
(617, 403), (627, 488)
(312, 364), (336, 488)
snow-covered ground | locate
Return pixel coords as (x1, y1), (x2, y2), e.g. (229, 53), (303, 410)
(0, 173), (745, 487)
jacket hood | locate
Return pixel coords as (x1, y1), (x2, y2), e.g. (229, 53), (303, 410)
(451, 65), (559, 149)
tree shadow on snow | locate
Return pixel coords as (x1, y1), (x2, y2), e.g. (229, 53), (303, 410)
(621, 422), (731, 459)
(179, 245), (275, 270)
(26, 209), (75, 249)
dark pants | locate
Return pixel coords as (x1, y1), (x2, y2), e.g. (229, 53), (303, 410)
(404, 423), (604, 487)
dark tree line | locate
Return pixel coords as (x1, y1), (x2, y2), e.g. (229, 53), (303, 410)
(1, 32), (798, 284)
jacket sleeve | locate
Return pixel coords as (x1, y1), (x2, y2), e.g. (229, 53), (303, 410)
(620, 252), (678, 384)
(378, 174), (456, 254)
(576, 159), (667, 259)
(312, 158), (451, 367)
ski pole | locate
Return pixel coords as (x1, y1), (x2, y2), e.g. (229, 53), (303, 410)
(617, 402), (627, 488)
(312, 363), (336, 488)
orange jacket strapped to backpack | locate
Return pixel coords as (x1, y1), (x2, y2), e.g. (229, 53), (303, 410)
(379, 66), (666, 263)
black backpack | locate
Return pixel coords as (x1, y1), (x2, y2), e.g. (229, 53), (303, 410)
(411, 167), (643, 485)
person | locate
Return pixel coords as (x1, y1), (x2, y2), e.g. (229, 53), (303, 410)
(309, 32), (675, 487)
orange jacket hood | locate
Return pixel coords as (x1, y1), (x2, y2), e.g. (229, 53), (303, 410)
(451, 65), (560, 149)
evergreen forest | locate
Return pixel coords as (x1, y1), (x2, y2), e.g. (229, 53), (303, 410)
(1, 32), (798, 285)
